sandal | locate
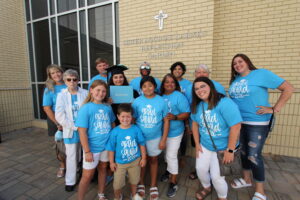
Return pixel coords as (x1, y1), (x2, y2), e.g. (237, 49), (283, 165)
(56, 168), (65, 178)
(98, 193), (108, 200)
(149, 187), (159, 200)
(195, 188), (211, 200)
(231, 178), (252, 189)
(137, 185), (145, 198)
(189, 171), (198, 180)
(252, 192), (266, 200)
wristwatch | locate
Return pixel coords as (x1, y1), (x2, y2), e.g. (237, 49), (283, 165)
(226, 148), (234, 153)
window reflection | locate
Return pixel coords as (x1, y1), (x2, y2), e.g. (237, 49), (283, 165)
(57, 0), (77, 13)
(31, 0), (48, 20)
(88, 0), (109, 5)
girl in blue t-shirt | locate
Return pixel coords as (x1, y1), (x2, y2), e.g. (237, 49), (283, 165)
(228, 54), (294, 200)
(42, 64), (67, 178)
(132, 76), (169, 200)
(159, 74), (190, 198)
(191, 77), (242, 200)
(76, 80), (116, 200)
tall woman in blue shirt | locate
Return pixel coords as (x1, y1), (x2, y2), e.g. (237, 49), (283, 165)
(229, 54), (294, 200)
(42, 64), (67, 178)
(191, 77), (242, 200)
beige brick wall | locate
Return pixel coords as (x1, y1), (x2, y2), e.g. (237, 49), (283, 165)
(0, 0), (33, 132)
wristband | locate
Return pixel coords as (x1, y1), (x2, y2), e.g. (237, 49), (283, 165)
(226, 148), (234, 153)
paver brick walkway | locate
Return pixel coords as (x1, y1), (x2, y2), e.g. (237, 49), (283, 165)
(0, 127), (299, 200)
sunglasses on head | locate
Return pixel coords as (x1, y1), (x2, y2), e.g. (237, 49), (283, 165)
(66, 78), (78, 82)
(140, 65), (151, 70)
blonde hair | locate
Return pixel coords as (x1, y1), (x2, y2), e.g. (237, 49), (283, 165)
(83, 80), (109, 104)
(45, 64), (64, 91)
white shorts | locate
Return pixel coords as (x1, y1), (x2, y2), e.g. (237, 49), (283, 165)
(145, 137), (162, 157)
(166, 133), (183, 174)
(82, 150), (108, 170)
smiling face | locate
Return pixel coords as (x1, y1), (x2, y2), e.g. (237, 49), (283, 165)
(172, 65), (184, 79)
(49, 68), (63, 83)
(163, 76), (176, 94)
(194, 81), (211, 102)
(112, 74), (125, 86)
(90, 85), (107, 103)
(117, 111), (132, 128)
(233, 56), (250, 76)
(142, 81), (155, 98)
(96, 62), (109, 74)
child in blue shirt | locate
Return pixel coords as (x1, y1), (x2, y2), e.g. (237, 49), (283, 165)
(75, 80), (116, 200)
(106, 103), (146, 200)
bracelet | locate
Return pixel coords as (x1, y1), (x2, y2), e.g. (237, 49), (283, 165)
(85, 151), (91, 154)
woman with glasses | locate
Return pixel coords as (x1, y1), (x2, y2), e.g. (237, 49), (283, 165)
(55, 69), (88, 191)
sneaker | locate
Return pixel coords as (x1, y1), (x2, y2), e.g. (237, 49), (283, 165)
(65, 185), (75, 192)
(167, 183), (178, 198)
(160, 171), (170, 182)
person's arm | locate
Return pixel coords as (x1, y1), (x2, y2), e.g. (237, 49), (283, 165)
(256, 81), (294, 114)
(55, 94), (75, 130)
(192, 121), (202, 157)
(159, 117), (170, 150)
(78, 127), (93, 162)
(165, 112), (190, 121)
(108, 151), (117, 172)
(223, 123), (241, 164)
(139, 145), (147, 167)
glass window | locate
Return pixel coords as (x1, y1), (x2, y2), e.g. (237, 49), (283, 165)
(80, 11), (88, 81)
(58, 13), (79, 73)
(115, 3), (120, 64)
(31, 0), (48, 20)
(27, 24), (35, 82)
(51, 18), (58, 64)
(38, 84), (47, 119)
(34, 20), (51, 82)
(88, 0), (109, 5)
(25, 0), (30, 21)
(89, 5), (113, 77)
(57, 0), (77, 13)
(79, 0), (85, 7)
(49, 0), (55, 15)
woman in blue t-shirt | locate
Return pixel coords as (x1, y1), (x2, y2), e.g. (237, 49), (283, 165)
(42, 64), (67, 178)
(191, 77), (242, 200)
(229, 54), (294, 200)
(159, 74), (190, 198)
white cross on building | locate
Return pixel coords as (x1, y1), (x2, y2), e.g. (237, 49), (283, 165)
(154, 10), (168, 30)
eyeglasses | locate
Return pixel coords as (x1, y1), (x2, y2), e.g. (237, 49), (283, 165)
(140, 65), (151, 70)
(66, 78), (78, 82)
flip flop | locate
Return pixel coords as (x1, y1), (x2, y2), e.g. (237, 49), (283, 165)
(137, 185), (145, 198)
(231, 178), (252, 189)
(252, 192), (267, 200)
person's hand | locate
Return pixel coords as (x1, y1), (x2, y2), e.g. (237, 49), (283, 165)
(195, 145), (202, 158)
(140, 158), (147, 167)
(110, 162), (117, 172)
(159, 139), (166, 150)
(166, 113), (176, 120)
(85, 152), (94, 162)
(256, 106), (273, 115)
(223, 151), (234, 164)
(57, 124), (63, 131)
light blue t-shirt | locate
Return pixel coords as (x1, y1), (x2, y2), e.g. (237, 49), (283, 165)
(42, 84), (67, 111)
(129, 76), (161, 95)
(228, 69), (284, 122)
(132, 95), (168, 141)
(162, 91), (190, 138)
(106, 125), (145, 164)
(191, 97), (242, 152)
(75, 102), (116, 153)
(64, 95), (80, 144)
(178, 78), (192, 96)
(88, 74), (108, 90)
(186, 80), (226, 104)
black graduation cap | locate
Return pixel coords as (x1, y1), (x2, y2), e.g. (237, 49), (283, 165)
(106, 64), (129, 83)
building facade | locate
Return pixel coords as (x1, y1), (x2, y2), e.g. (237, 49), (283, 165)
(0, 0), (299, 157)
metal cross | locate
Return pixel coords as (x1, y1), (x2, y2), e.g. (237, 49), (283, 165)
(154, 10), (168, 30)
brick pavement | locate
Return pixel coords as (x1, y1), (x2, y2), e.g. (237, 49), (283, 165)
(0, 127), (299, 200)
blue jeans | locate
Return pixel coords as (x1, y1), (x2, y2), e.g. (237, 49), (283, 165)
(240, 124), (269, 182)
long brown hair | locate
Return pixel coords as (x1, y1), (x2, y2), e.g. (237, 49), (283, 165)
(160, 73), (181, 94)
(230, 53), (257, 84)
(45, 64), (64, 91)
(83, 80), (109, 104)
(191, 77), (224, 113)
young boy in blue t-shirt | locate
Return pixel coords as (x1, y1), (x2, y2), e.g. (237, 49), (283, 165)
(106, 103), (146, 200)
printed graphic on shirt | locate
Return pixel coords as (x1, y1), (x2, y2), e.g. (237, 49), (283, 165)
(140, 104), (157, 128)
(200, 110), (221, 137)
(121, 136), (138, 162)
(164, 98), (172, 112)
(72, 101), (79, 120)
(94, 109), (111, 134)
(229, 79), (249, 98)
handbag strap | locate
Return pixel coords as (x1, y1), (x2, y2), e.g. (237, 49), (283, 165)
(201, 103), (218, 151)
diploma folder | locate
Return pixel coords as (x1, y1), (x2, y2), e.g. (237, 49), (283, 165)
(110, 86), (134, 103)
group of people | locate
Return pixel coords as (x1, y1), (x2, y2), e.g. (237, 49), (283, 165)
(42, 54), (294, 200)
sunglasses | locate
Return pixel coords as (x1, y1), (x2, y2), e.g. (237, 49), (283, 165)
(66, 78), (78, 82)
(140, 66), (151, 70)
